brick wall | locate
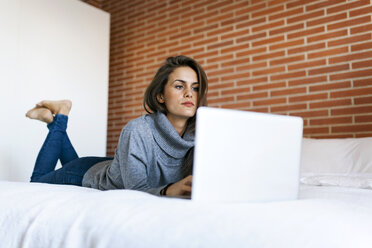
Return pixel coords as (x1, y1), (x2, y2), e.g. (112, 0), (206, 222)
(83, 0), (372, 156)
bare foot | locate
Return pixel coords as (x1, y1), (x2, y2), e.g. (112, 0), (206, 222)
(36, 100), (72, 116)
(26, 107), (54, 123)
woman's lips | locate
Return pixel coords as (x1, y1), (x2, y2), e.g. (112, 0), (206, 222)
(182, 101), (194, 107)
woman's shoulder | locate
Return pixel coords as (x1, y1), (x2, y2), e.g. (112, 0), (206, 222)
(122, 114), (151, 133)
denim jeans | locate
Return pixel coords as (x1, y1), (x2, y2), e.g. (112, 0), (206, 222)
(30, 114), (112, 186)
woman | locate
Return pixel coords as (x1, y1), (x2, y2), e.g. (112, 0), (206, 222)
(27, 55), (208, 197)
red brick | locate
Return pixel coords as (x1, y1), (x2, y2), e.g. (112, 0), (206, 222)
(331, 106), (372, 115)
(330, 69), (372, 81)
(331, 87), (372, 98)
(303, 127), (330, 135)
(221, 29), (250, 41)
(252, 5), (284, 18)
(355, 115), (372, 123)
(207, 27), (234, 38)
(306, 0), (346, 12)
(221, 44), (249, 54)
(253, 51), (285, 61)
(269, 39), (304, 51)
(309, 81), (351, 92)
(269, 7), (303, 21)
(221, 1), (251, 13)
(355, 96), (372, 105)
(253, 97), (287, 106)
(310, 117), (352, 125)
(287, 0), (309, 9)
(253, 81), (286, 91)
(351, 24), (372, 35)
(237, 47), (267, 57)
(252, 35), (285, 47)
(270, 23), (304, 36)
(221, 57), (250, 67)
(308, 13), (347, 27)
(328, 33), (371, 47)
(308, 29), (347, 43)
(351, 41), (372, 52)
(237, 77), (268, 86)
(332, 125), (372, 133)
(207, 40), (234, 50)
(208, 96), (235, 105)
(195, 23), (219, 34)
(328, 16), (371, 31)
(271, 87), (307, 97)
(221, 101), (252, 109)
(271, 103), (307, 112)
(270, 71), (306, 81)
(252, 20), (284, 33)
(236, 32), (267, 44)
(288, 59), (326, 71)
(308, 46), (348, 59)
(288, 43), (326, 55)
(287, 26), (324, 40)
(236, 17), (267, 30)
(237, 92), (268, 101)
(207, 68), (235, 77)
(222, 86), (251, 96)
(353, 59), (372, 69)
(237, 61), (267, 71)
(248, 107), (269, 113)
(207, 12), (234, 24)
(354, 78), (372, 87)
(330, 51), (372, 64)
(309, 64), (349, 76)
(236, 3), (266, 16)
(290, 92), (328, 103)
(328, 0), (370, 14)
(221, 14), (250, 27)
(291, 110), (329, 118)
(221, 72), (251, 81)
(288, 76), (327, 87)
(287, 10), (324, 24)
(253, 66), (286, 76)
(270, 55), (304, 66)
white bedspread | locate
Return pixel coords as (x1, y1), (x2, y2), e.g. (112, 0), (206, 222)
(1, 181), (372, 248)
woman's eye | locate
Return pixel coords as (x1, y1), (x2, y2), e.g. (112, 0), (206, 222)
(193, 87), (199, 92)
(175, 85), (183, 89)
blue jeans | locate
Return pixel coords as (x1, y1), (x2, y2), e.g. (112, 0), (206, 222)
(30, 114), (112, 186)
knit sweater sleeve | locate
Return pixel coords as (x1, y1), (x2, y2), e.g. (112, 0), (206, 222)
(115, 127), (166, 196)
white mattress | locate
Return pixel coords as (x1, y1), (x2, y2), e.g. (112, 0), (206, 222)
(1, 181), (372, 248)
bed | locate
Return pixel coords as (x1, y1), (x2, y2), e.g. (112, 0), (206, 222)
(1, 137), (372, 248)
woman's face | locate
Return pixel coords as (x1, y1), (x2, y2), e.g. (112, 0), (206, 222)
(157, 66), (199, 122)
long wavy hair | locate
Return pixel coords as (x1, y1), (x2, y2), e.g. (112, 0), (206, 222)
(143, 55), (208, 176)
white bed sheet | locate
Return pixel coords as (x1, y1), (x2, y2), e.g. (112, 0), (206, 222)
(0, 181), (371, 248)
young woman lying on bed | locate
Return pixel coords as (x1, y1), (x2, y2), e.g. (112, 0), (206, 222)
(25, 55), (208, 198)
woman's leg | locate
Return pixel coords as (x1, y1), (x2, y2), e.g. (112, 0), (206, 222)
(34, 156), (113, 186)
(27, 100), (77, 182)
(46, 115), (79, 166)
(30, 114), (78, 182)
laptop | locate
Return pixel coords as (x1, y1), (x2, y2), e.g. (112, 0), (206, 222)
(191, 107), (303, 203)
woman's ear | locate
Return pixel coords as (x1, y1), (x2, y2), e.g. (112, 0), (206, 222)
(157, 93), (165, 103)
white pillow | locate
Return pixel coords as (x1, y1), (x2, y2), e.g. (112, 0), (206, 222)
(300, 137), (372, 189)
(300, 175), (372, 189)
(301, 137), (372, 176)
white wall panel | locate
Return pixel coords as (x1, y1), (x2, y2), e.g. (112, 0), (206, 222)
(0, 0), (110, 181)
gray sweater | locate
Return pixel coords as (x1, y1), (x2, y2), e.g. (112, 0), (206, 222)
(82, 111), (194, 196)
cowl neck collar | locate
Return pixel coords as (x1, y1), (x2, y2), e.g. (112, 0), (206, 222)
(146, 111), (194, 158)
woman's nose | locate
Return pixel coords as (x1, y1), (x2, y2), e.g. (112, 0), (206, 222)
(184, 87), (193, 98)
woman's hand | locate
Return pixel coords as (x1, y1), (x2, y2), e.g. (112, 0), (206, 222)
(166, 175), (192, 197)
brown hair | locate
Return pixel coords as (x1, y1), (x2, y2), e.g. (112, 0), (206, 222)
(143, 55), (208, 177)
(143, 55), (208, 130)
